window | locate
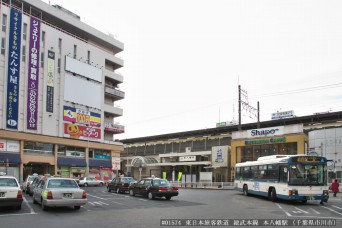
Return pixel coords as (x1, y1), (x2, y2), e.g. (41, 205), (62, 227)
(73, 45), (77, 58)
(22, 45), (26, 62)
(57, 58), (61, 73)
(23, 23), (27, 40)
(58, 38), (62, 53)
(1, 37), (5, 55)
(279, 165), (288, 183)
(41, 52), (44, 68)
(87, 50), (91, 64)
(24, 141), (54, 155)
(41, 31), (46, 48)
(2, 14), (7, 32)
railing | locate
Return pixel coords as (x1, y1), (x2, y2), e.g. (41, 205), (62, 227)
(23, 149), (53, 156)
(170, 181), (235, 189)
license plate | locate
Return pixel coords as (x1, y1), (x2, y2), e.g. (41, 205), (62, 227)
(0, 192), (4, 197)
(63, 193), (72, 198)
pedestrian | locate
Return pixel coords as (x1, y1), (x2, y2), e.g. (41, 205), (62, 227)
(332, 179), (340, 197)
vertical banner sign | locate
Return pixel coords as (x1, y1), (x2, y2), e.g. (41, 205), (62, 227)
(6, 8), (22, 129)
(46, 50), (55, 112)
(27, 17), (41, 130)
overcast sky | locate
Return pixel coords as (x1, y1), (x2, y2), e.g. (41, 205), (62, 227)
(44, 0), (342, 140)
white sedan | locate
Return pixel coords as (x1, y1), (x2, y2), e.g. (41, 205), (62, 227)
(0, 175), (23, 210)
(78, 177), (104, 187)
(32, 177), (87, 210)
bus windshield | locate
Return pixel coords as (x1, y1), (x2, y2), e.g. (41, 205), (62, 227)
(289, 163), (327, 186)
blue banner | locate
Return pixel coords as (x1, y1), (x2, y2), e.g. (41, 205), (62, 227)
(6, 8), (22, 129)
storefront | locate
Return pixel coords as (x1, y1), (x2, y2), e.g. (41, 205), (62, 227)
(0, 139), (21, 180)
(57, 157), (87, 178)
(230, 124), (307, 181)
(89, 159), (113, 182)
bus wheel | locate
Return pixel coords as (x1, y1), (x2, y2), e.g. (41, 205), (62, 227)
(243, 185), (249, 196)
(269, 188), (277, 202)
(302, 199), (307, 203)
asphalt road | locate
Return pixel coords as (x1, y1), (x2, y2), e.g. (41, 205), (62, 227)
(1, 187), (342, 228)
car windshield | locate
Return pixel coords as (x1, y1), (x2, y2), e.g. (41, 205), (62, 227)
(28, 176), (36, 181)
(0, 178), (18, 187)
(47, 179), (79, 188)
(122, 178), (135, 183)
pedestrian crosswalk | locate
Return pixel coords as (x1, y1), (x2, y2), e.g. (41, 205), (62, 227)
(87, 201), (110, 206)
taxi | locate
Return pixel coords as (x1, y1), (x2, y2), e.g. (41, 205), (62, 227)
(32, 176), (87, 210)
(0, 173), (23, 210)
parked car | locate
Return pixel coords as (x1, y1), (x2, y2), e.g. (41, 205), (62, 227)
(32, 177), (87, 210)
(107, 177), (136, 194)
(27, 175), (44, 196)
(78, 177), (104, 187)
(0, 175), (23, 210)
(129, 177), (179, 200)
(22, 174), (38, 193)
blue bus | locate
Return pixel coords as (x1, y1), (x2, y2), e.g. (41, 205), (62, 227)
(234, 155), (329, 203)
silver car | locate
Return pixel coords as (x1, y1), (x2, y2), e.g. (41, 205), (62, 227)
(78, 177), (104, 187)
(23, 175), (37, 194)
(32, 177), (87, 210)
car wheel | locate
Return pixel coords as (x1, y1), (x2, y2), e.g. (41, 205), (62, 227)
(148, 192), (154, 200)
(74, 206), (81, 210)
(29, 192), (33, 197)
(26, 189), (30, 195)
(84, 183), (88, 187)
(33, 195), (37, 204)
(99, 183), (103, 187)
(41, 198), (47, 211)
(116, 187), (121, 194)
(165, 196), (172, 200)
(107, 187), (111, 192)
(129, 189), (135, 196)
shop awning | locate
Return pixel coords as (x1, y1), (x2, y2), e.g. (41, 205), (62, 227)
(0, 153), (21, 164)
(89, 159), (112, 168)
(57, 157), (86, 167)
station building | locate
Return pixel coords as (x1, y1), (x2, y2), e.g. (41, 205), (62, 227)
(120, 112), (342, 183)
(0, 0), (124, 182)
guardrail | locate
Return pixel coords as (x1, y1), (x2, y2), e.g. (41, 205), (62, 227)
(170, 181), (235, 189)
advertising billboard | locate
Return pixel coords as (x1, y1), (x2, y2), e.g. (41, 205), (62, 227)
(6, 8), (22, 129)
(63, 123), (101, 141)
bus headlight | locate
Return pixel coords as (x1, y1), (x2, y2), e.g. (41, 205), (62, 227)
(289, 190), (298, 195)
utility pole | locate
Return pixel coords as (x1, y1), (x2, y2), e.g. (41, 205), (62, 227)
(238, 85), (241, 130)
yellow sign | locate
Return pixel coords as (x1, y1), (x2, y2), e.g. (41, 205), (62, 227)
(177, 172), (182, 181)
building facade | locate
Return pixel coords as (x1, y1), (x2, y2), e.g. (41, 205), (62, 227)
(0, 0), (124, 182)
(308, 127), (342, 182)
(231, 124), (307, 181)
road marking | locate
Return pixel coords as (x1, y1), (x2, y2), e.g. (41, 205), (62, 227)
(0, 213), (37, 217)
(293, 207), (309, 214)
(307, 208), (320, 214)
(93, 201), (109, 206)
(87, 193), (124, 205)
(332, 205), (342, 210)
(275, 203), (292, 217)
(322, 206), (342, 216)
(23, 196), (36, 214)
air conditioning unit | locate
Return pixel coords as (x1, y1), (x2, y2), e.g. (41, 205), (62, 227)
(185, 147), (191, 153)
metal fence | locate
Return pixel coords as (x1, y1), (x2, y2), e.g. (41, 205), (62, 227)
(170, 181), (235, 189)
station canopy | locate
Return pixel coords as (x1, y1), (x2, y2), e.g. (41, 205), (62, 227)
(131, 156), (158, 167)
